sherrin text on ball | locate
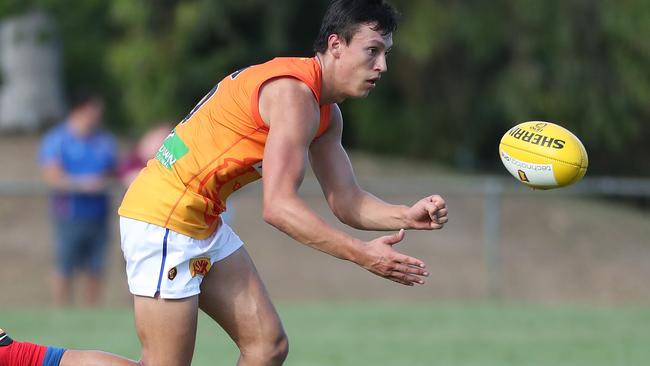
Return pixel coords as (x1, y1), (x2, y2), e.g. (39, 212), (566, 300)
(499, 121), (588, 189)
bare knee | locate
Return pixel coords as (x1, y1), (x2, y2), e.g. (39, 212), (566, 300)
(271, 333), (289, 364)
(240, 331), (289, 365)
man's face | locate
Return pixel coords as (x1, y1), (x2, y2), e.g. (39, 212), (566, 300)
(333, 23), (393, 99)
(71, 99), (104, 136)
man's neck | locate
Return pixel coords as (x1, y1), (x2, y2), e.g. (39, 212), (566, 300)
(315, 53), (345, 105)
(67, 117), (92, 138)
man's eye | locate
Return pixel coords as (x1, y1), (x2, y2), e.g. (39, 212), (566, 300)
(367, 48), (378, 56)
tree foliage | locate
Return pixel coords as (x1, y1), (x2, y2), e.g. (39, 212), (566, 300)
(1, 0), (648, 175)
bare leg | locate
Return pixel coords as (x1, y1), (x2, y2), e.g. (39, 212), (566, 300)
(4, 296), (199, 365)
(60, 350), (138, 366)
(80, 271), (102, 307)
(133, 295), (199, 366)
(0, 330), (138, 366)
(199, 247), (288, 366)
(51, 271), (72, 307)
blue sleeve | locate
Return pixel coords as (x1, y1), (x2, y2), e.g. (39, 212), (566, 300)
(39, 129), (62, 166)
(43, 347), (66, 366)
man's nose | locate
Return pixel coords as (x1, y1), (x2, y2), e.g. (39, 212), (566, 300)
(375, 54), (388, 73)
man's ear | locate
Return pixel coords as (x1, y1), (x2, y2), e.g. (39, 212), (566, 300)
(327, 34), (343, 58)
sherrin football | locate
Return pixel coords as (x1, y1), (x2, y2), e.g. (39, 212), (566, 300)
(499, 121), (588, 189)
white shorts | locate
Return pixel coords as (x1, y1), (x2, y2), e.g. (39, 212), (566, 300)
(120, 217), (243, 299)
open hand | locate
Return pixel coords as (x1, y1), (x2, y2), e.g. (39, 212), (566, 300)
(359, 229), (428, 286)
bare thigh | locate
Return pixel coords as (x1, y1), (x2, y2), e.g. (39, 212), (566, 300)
(58, 296), (199, 366)
(133, 295), (199, 366)
(198, 247), (285, 355)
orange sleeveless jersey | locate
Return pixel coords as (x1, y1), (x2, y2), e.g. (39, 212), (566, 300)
(118, 57), (332, 239)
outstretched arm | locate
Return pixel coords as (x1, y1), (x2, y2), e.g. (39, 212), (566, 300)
(259, 78), (428, 286)
(309, 104), (448, 231)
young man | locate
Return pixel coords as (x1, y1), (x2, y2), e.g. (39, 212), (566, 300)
(38, 91), (117, 307)
(1, 1), (448, 365)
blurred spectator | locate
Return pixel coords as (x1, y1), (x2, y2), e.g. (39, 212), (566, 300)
(118, 124), (171, 187)
(38, 90), (117, 307)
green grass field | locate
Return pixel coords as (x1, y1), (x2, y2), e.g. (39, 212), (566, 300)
(4, 302), (650, 366)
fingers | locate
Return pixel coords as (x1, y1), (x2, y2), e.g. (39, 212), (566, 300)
(427, 195), (448, 228)
(365, 232), (429, 286)
(417, 195), (448, 228)
(395, 253), (425, 269)
(382, 254), (429, 286)
(423, 201), (439, 222)
(421, 204), (447, 229)
(429, 195), (446, 209)
(389, 270), (426, 285)
(387, 276), (413, 286)
(392, 263), (428, 277)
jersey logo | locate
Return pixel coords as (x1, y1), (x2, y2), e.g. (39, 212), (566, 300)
(156, 130), (189, 170)
(189, 257), (212, 277)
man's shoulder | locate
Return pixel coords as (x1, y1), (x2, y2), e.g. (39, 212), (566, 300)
(38, 123), (68, 161)
(264, 76), (315, 94)
(260, 77), (319, 113)
(263, 56), (314, 66)
(40, 123), (67, 144)
(254, 57), (320, 83)
(44, 122), (67, 135)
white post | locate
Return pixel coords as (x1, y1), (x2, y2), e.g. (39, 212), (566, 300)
(483, 177), (503, 299)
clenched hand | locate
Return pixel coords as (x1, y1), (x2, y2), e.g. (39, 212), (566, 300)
(403, 195), (448, 230)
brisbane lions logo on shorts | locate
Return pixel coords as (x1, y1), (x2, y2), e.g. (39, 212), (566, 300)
(167, 267), (177, 280)
(189, 257), (212, 277)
